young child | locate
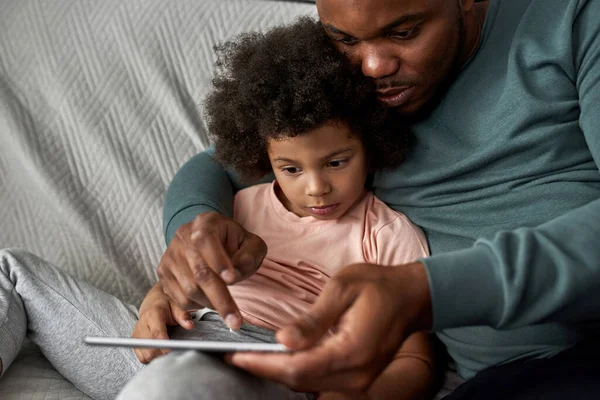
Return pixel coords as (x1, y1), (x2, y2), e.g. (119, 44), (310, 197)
(122, 17), (436, 400)
(0, 17), (435, 400)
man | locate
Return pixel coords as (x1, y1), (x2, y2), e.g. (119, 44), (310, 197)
(148, 0), (600, 398)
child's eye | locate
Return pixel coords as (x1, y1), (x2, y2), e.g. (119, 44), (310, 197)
(282, 166), (301, 175)
(328, 159), (348, 168)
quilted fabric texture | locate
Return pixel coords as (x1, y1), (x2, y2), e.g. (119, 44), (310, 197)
(0, 0), (315, 398)
(0, 0), (316, 306)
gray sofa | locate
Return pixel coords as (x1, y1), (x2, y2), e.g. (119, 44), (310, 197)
(0, 0), (460, 398)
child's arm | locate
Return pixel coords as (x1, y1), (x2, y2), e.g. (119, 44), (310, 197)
(318, 331), (436, 400)
(366, 331), (436, 400)
(319, 206), (437, 399)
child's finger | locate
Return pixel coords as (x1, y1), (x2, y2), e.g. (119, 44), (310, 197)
(145, 310), (174, 356)
(135, 346), (164, 363)
(133, 322), (168, 363)
(133, 347), (146, 362)
(172, 305), (194, 330)
(147, 319), (170, 340)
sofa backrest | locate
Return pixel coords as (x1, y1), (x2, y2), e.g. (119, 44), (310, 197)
(0, 0), (316, 305)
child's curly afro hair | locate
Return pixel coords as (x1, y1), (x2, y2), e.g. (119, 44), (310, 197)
(205, 17), (413, 181)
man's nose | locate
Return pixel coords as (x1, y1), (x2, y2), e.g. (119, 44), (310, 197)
(360, 44), (400, 80)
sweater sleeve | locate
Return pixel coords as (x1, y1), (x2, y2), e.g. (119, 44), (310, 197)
(424, 0), (600, 331)
(162, 148), (273, 245)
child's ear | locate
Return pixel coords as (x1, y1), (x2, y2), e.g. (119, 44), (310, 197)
(364, 172), (375, 190)
(365, 150), (378, 175)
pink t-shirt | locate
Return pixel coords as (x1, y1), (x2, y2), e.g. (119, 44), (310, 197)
(229, 182), (429, 331)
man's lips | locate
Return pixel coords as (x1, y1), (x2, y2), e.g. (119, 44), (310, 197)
(377, 87), (408, 95)
(377, 86), (415, 108)
(305, 204), (339, 216)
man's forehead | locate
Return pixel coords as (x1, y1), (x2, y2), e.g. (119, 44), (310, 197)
(317, 0), (441, 9)
(317, 0), (441, 32)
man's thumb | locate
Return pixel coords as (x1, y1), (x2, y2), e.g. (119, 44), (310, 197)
(277, 281), (356, 349)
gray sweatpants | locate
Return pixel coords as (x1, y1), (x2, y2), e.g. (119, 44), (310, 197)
(118, 312), (315, 400)
(0, 249), (142, 399)
(0, 249), (313, 400)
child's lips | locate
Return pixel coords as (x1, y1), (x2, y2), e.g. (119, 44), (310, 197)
(305, 204), (339, 216)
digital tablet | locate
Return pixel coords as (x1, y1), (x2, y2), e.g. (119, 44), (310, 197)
(84, 336), (292, 353)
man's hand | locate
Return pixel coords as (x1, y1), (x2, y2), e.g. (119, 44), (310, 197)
(227, 262), (433, 393)
(318, 392), (370, 400)
(132, 282), (194, 363)
(157, 212), (267, 330)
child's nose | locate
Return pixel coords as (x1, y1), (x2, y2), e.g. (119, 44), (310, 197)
(306, 176), (332, 197)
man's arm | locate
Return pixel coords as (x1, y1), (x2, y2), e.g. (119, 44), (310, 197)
(226, 1), (600, 392)
(159, 148), (273, 329)
(425, 199), (600, 330)
(163, 149), (273, 244)
(426, 0), (600, 331)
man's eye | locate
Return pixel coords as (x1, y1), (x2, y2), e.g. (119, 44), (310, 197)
(389, 25), (421, 40)
(335, 35), (358, 45)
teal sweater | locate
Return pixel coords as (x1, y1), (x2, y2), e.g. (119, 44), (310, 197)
(163, 0), (600, 379)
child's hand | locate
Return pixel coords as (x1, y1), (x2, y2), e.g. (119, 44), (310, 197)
(132, 283), (194, 363)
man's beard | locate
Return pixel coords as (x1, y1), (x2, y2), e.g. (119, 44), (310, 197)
(404, 12), (466, 124)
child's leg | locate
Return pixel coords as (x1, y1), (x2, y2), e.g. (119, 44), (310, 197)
(117, 313), (316, 400)
(0, 249), (142, 400)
